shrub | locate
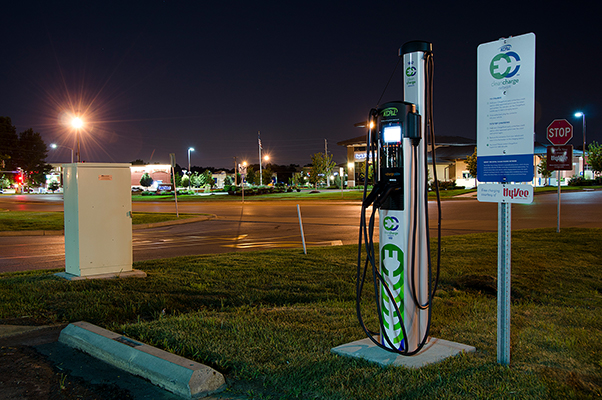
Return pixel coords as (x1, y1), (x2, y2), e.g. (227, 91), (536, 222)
(568, 176), (593, 186)
(436, 180), (458, 190)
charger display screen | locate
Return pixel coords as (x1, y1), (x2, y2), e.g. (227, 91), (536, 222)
(383, 125), (401, 143)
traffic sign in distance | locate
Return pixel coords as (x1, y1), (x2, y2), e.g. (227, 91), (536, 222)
(546, 145), (573, 171)
(547, 119), (573, 146)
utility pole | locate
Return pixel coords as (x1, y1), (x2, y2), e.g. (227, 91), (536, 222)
(258, 131), (263, 186)
(234, 156), (237, 186)
(325, 138), (330, 187)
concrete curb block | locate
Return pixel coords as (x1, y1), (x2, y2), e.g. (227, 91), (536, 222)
(59, 321), (226, 399)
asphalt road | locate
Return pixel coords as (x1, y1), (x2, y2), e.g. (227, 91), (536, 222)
(1, 190), (601, 273)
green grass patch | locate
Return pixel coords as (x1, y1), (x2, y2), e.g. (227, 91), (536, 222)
(0, 211), (203, 231)
(1, 228), (600, 398)
(132, 189), (366, 202)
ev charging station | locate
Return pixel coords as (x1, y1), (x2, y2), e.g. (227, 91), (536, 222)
(332, 41), (475, 366)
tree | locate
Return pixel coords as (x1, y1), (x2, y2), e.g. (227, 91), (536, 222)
(537, 157), (553, 185)
(181, 174), (190, 189)
(465, 147), (478, 187)
(202, 170), (214, 188)
(245, 167), (257, 185)
(587, 141), (602, 176)
(262, 167), (273, 186)
(130, 159), (145, 165)
(140, 172), (153, 188)
(309, 152), (335, 188)
(190, 171), (202, 188)
(48, 181), (60, 193)
(357, 162), (374, 185)
(0, 117), (18, 171)
(15, 128), (51, 187)
(1, 119), (51, 186)
(0, 175), (10, 189)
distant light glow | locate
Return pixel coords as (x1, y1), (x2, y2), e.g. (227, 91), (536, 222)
(574, 112), (583, 117)
(188, 147), (195, 152)
(71, 117), (84, 129)
(383, 125), (401, 143)
(50, 143), (58, 149)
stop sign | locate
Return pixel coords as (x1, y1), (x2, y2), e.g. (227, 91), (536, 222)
(547, 119), (573, 146)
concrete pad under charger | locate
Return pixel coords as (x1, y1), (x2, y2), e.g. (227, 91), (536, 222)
(331, 336), (475, 368)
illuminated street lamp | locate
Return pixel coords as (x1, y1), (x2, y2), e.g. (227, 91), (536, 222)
(574, 112), (586, 175)
(187, 147), (194, 190)
(71, 116), (84, 162)
(262, 155), (270, 185)
(50, 143), (74, 163)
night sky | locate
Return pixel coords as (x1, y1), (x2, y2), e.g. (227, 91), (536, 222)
(2, 1), (600, 170)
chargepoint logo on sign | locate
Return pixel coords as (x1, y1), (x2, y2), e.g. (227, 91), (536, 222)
(383, 216), (399, 232)
(490, 49), (521, 79)
(405, 61), (417, 87)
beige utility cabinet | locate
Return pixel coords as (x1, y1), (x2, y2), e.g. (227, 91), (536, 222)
(63, 163), (132, 277)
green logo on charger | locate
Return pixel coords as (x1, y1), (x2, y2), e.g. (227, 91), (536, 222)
(382, 108), (398, 117)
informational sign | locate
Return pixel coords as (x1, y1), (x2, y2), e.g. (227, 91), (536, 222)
(477, 183), (533, 204)
(547, 119), (573, 146)
(547, 145), (573, 171)
(477, 33), (536, 183)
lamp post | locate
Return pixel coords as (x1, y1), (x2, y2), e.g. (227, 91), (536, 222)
(242, 161), (247, 202)
(262, 155), (269, 185)
(50, 143), (74, 163)
(71, 117), (84, 162)
(187, 147), (194, 190)
(574, 112), (586, 176)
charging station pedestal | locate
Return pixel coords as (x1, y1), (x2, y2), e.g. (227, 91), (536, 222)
(58, 163), (142, 280)
(335, 40), (476, 368)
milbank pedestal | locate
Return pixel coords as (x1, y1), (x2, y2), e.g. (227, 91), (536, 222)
(56, 163), (145, 280)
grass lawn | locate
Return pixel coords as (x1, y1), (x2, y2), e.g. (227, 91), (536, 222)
(0, 211), (205, 231)
(0, 227), (600, 399)
(132, 188), (478, 202)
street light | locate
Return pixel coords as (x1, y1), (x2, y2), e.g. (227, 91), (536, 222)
(187, 147), (194, 190)
(50, 143), (74, 163)
(262, 155), (270, 185)
(574, 112), (587, 176)
(71, 116), (84, 162)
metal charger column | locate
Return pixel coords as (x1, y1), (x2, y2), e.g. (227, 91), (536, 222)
(401, 41), (432, 352)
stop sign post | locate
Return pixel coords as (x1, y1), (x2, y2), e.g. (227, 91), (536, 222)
(547, 119), (573, 146)
(546, 119), (574, 234)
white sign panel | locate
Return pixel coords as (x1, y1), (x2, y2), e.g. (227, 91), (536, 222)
(477, 183), (533, 204)
(477, 33), (535, 183)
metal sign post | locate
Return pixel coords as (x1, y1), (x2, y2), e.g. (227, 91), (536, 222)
(477, 33), (536, 365)
(546, 123), (574, 233)
(497, 202), (511, 365)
